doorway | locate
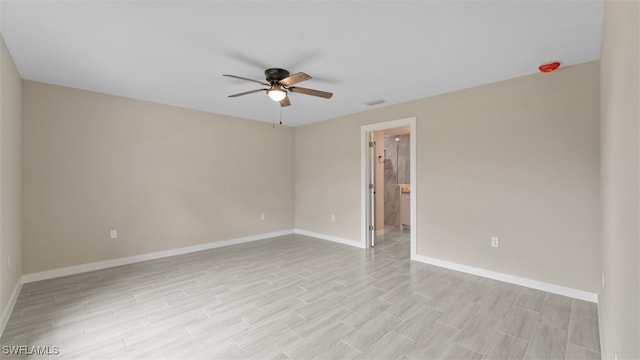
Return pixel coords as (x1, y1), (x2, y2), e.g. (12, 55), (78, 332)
(360, 117), (416, 257)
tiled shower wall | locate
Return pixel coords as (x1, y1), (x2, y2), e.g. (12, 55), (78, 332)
(384, 134), (410, 227)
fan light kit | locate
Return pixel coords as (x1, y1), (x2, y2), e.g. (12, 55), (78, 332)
(224, 68), (333, 107)
(267, 87), (287, 101)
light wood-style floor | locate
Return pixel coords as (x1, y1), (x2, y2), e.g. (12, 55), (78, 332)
(1, 230), (600, 359)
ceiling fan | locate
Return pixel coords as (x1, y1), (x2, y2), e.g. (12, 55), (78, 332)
(223, 68), (333, 107)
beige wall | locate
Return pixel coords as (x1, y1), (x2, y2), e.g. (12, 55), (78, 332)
(22, 81), (295, 274)
(295, 61), (600, 293)
(0, 35), (22, 323)
(599, 0), (640, 358)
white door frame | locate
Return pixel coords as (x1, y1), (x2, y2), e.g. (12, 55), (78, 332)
(360, 117), (417, 257)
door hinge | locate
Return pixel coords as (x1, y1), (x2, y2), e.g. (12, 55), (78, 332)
(369, 225), (374, 231)
(369, 183), (374, 190)
(369, 141), (375, 148)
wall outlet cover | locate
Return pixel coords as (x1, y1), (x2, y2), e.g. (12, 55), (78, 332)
(491, 237), (499, 247)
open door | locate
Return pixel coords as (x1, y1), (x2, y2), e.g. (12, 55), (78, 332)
(361, 117), (416, 257)
(368, 132), (376, 247)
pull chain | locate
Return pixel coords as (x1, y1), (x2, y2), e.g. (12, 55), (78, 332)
(271, 102), (283, 128)
(272, 101), (277, 128)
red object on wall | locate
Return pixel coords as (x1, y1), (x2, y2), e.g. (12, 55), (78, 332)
(539, 62), (561, 73)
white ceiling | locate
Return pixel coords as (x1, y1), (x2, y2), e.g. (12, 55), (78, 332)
(0, 1), (604, 127)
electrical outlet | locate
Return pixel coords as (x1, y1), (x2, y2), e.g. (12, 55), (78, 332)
(602, 273), (605, 289)
(260, 213), (265, 220)
(491, 237), (499, 247)
(110, 229), (118, 239)
(614, 352), (618, 360)
(7, 256), (11, 269)
(331, 214), (336, 222)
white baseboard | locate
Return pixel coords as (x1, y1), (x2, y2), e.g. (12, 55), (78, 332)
(412, 254), (598, 303)
(13, 226), (597, 330)
(23, 229), (295, 283)
(294, 229), (365, 249)
(1, 277), (23, 335)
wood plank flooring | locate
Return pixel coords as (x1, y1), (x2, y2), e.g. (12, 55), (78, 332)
(0, 230), (600, 359)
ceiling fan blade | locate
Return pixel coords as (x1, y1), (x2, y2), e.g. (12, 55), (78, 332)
(228, 89), (266, 97)
(280, 95), (291, 107)
(279, 72), (311, 86)
(289, 86), (333, 99)
(223, 74), (270, 86)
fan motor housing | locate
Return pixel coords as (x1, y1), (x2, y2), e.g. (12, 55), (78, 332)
(265, 68), (290, 84)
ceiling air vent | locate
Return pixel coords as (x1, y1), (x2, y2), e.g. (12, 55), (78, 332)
(363, 98), (385, 106)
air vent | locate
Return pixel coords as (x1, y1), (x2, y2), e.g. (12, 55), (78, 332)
(363, 98), (386, 106)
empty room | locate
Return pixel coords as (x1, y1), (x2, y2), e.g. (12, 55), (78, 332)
(0, 0), (638, 359)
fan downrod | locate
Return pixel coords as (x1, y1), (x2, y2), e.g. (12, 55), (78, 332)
(265, 68), (290, 84)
